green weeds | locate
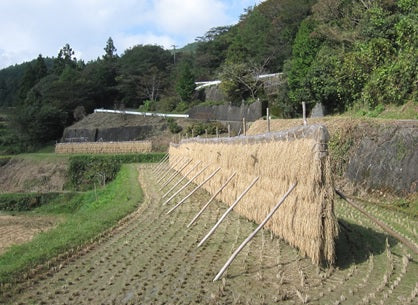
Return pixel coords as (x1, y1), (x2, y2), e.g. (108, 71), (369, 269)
(0, 164), (143, 284)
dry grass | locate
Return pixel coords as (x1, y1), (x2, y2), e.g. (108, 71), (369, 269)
(169, 125), (338, 265)
(55, 141), (152, 154)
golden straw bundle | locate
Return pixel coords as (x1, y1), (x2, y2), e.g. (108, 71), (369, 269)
(169, 125), (338, 265)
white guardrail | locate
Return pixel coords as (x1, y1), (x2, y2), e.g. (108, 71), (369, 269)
(94, 109), (189, 118)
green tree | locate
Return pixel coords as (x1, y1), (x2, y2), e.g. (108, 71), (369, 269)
(54, 43), (77, 74)
(176, 61), (195, 102)
(103, 37), (117, 60)
(286, 18), (321, 105)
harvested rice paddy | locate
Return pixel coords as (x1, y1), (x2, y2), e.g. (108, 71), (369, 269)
(3, 165), (417, 305)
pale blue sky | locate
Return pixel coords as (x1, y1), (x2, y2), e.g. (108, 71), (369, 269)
(0, 0), (265, 69)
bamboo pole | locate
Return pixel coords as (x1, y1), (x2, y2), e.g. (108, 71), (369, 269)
(243, 117), (246, 136)
(162, 164), (209, 206)
(162, 161), (201, 199)
(228, 124), (231, 137)
(154, 155), (173, 178)
(167, 167), (221, 215)
(213, 182), (297, 281)
(187, 172), (236, 228)
(155, 157), (174, 181)
(302, 102), (307, 126)
(197, 177), (259, 248)
(159, 159), (192, 191)
(153, 153), (168, 173)
(336, 189), (418, 255)
(153, 153), (169, 174)
(156, 156), (184, 184)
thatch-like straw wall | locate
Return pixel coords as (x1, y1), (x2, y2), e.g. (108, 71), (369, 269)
(55, 141), (152, 154)
(169, 125), (338, 265)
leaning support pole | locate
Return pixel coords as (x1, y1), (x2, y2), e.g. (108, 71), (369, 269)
(336, 189), (418, 255)
(187, 172), (237, 228)
(213, 182), (297, 281)
(153, 154), (169, 174)
(154, 155), (172, 178)
(197, 177), (259, 248)
(159, 159), (192, 191)
(162, 161), (202, 199)
(157, 156), (184, 184)
(162, 164), (209, 206)
(167, 167), (221, 215)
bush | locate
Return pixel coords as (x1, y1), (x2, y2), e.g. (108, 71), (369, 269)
(166, 118), (182, 134)
(185, 121), (227, 136)
(0, 193), (62, 211)
(68, 153), (165, 191)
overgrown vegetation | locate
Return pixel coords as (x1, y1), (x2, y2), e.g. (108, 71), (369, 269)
(184, 121), (227, 136)
(0, 164), (143, 284)
(67, 153), (164, 191)
(0, 0), (416, 153)
(0, 192), (70, 211)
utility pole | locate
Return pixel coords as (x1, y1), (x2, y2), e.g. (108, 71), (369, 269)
(172, 45), (178, 64)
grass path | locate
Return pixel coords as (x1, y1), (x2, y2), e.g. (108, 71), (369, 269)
(4, 165), (417, 305)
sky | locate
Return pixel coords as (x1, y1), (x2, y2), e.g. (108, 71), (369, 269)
(0, 0), (266, 69)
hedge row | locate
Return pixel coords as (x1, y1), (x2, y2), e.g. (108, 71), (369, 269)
(0, 193), (62, 211)
(68, 153), (165, 191)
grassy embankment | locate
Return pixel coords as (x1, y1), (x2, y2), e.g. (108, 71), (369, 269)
(0, 162), (147, 285)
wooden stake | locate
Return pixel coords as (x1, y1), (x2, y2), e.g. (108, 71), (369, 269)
(167, 167), (221, 215)
(162, 161), (202, 199)
(228, 124), (231, 137)
(187, 172), (236, 228)
(302, 102), (307, 126)
(336, 189), (418, 255)
(162, 164), (209, 206)
(266, 107), (270, 133)
(156, 156), (184, 184)
(216, 126), (219, 138)
(213, 182), (297, 281)
(243, 117), (246, 136)
(197, 177), (259, 247)
(159, 159), (192, 191)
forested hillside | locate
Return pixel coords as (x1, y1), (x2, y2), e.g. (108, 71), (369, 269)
(0, 0), (416, 153)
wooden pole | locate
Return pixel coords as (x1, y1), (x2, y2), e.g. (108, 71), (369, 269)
(302, 102), (307, 126)
(162, 161), (202, 199)
(213, 182), (297, 281)
(155, 155), (177, 181)
(336, 189), (418, 255)
(162, 164), (209, 206)
(243, 117), (246, 136)
(154, 157), (171, 179)
(216, 126), (219, 138)
(159, 159), (192, 191)
(153, 154), (169, 174)
(205, 129), (208, 138)
(266, 107), (270, 133)
(153, 153), (168, 173)
(187, 172), (236, 228)
(156, 156), (184, 184)
(166, 167), (221, 215)
(197, 177), (259, 248)
(228, 124), (231, 137)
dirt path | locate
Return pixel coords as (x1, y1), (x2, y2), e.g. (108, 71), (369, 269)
(6, 165), (417, 305)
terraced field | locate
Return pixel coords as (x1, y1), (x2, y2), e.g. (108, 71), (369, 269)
(5, 164), (417, 305)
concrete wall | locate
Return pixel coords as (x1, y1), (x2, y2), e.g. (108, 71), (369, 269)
(188, 100), (265, 122)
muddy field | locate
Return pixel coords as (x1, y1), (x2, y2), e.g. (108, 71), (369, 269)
(3, 165), (417, 304)
(0, 214), (57, 255)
